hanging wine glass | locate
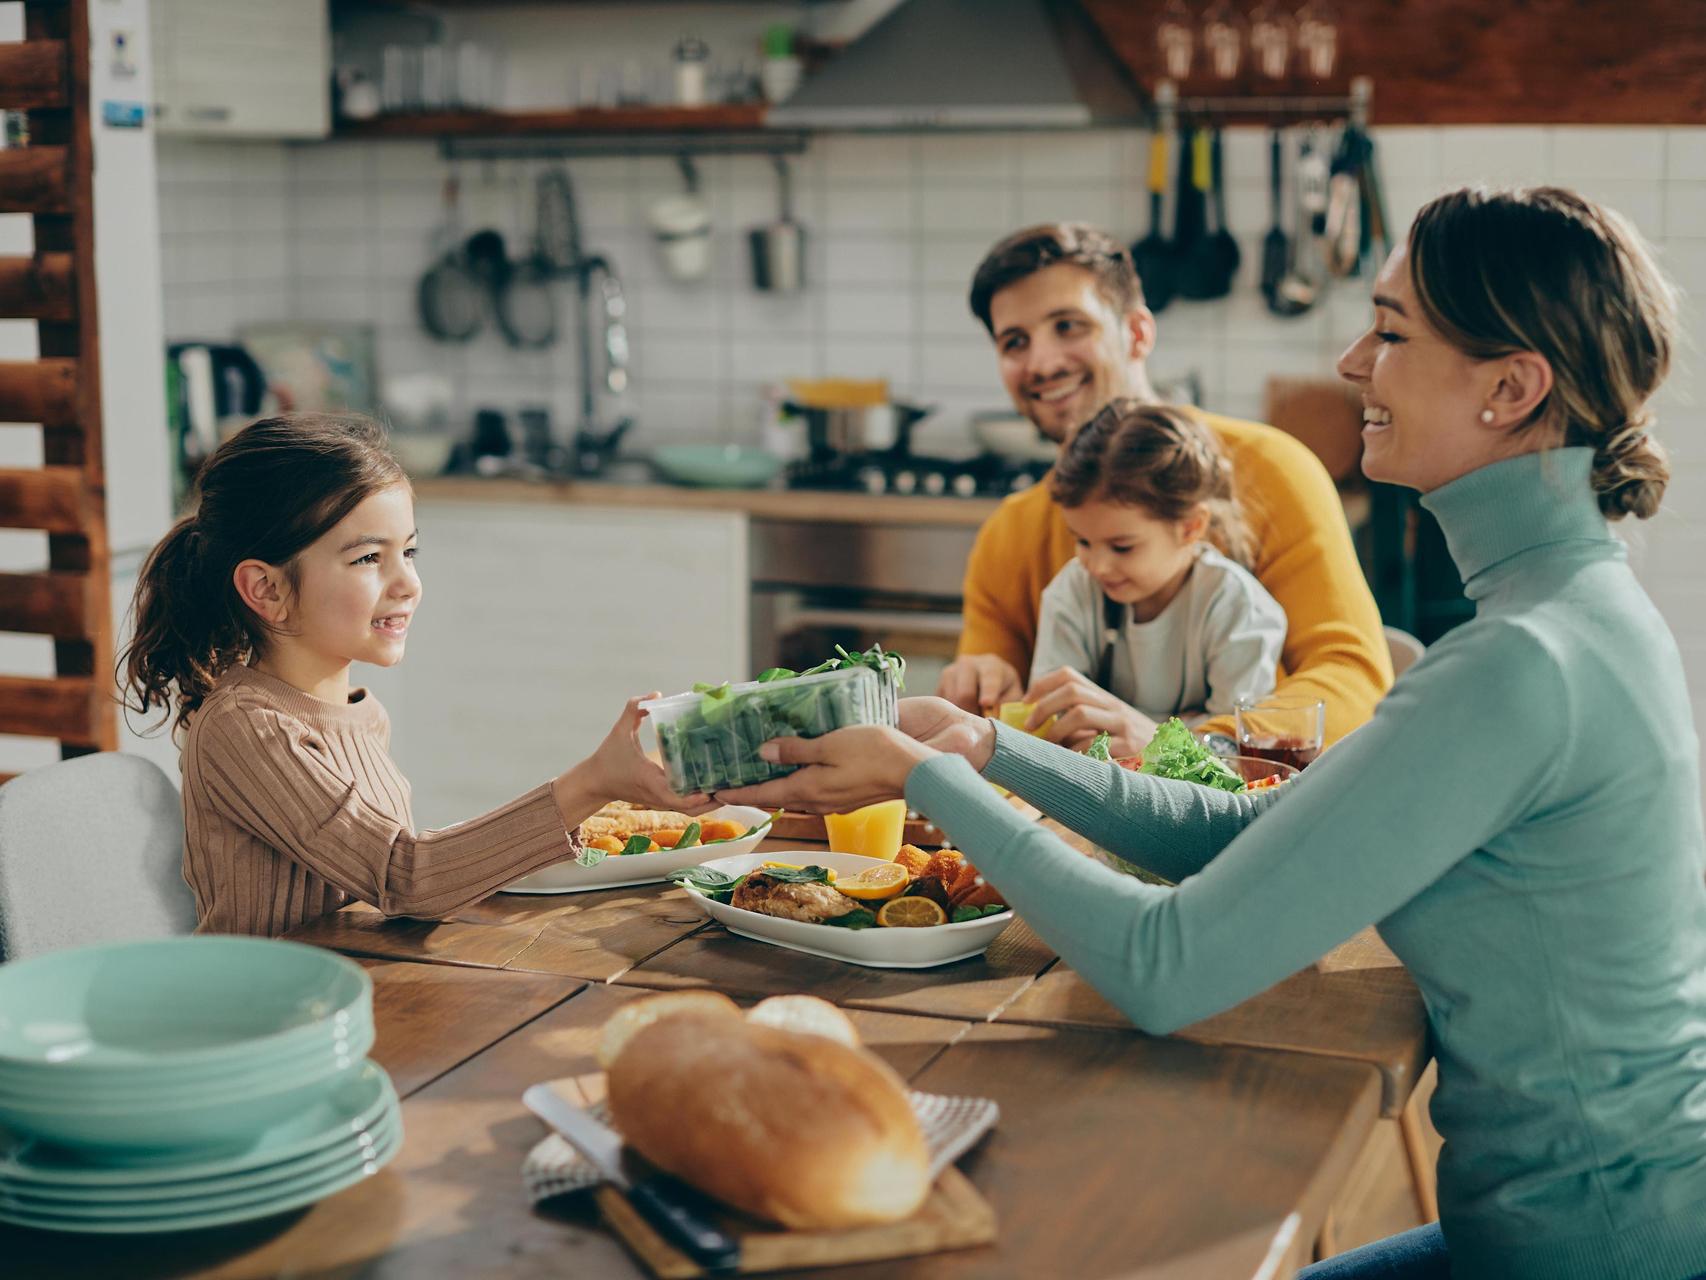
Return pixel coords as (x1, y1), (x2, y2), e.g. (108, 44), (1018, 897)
(1248, 1), (1292, 80)
(1294, 0), (1339, 79)
(1201, 0), (1244, 81)
(1157, 0), (1195, 80)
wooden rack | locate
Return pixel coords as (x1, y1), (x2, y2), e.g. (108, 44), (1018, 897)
(0, 0), (115, 779)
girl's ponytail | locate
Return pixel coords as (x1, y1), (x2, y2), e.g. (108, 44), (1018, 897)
(118, 412), (406, 734)
(120, 515), (253, 733)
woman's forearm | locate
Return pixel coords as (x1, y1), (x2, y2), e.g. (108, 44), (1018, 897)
(980, 721), (1277, 882)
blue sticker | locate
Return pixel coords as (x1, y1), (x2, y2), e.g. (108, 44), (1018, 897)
(102, 101), (146, 129)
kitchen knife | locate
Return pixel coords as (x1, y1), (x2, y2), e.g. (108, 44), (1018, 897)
(523, 1084), (741, 1275)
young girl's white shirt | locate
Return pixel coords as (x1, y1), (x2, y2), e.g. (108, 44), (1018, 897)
(1030, 547), (1287, 720)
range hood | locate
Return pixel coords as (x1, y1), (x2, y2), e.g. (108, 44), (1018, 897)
(767, 0), (1147, 131)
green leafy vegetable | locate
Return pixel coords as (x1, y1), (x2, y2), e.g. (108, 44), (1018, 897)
(619, 834), (655, 857)
(575, 843), (608, 868)
(951, 903), (1012, 924)
(737, 811), (782, 840)
(752, 864), (835, 885)
(666, 865), (747, 903)
(823, 907), (877, 929)
(673, 821), (701, 851)
(653, 646), (907, 793)
(1085, 731), (1111, 762)
(1137, 718), (1245, 793)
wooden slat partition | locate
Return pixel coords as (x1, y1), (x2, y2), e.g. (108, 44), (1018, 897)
(0, 570), (91, 637)
(0, 0), (119, 761)
(0, 253), (74, 321)
(0, 675), (99, 744)
(0, 466), (89, 533)
(0, 147), (70, 215)
(0, 357), (77, 424)
(0, 40), (67, 111)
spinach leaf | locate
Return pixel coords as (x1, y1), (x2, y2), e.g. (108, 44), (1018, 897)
(673, 821), (701, 850)
(755, 864), (834, 885)
(619, 834), (654, 857)
(666, 865), (742, 895)
(575, 843), (608, 868)
(737, 810), (782, 840)
(1085, 731), (1111, 762)
(756, 667), (796, 683)
(823, 907), (877, 929)
(953, 902), (1012, 923)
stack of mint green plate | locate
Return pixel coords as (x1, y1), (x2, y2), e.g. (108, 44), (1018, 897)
(0, 938), (401, 1233)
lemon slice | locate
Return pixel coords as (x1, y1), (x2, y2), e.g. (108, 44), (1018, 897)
(877, 896), (947, 928)
(835, 862), (911, 902)
(761, 860), (837, 882)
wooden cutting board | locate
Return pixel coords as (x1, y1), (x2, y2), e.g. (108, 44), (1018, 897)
(595, 1167), (997, 1278)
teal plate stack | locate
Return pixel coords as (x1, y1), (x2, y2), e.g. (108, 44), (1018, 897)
(0, 937), (401, 1233)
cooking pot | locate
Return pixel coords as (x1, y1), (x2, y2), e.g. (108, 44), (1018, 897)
(783, 400), (934, 460)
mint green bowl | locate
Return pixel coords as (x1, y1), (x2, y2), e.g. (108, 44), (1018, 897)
(651, 444), (783, 489)
(0, 938), (369, 1074)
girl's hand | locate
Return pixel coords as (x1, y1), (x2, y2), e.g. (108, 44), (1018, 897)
(1022, 667), (1158, 758)
(715, 725), (935, 814)
(580, 694), (717, 816)
(937, 653), (1023, 712)
(898, 696), (997, 770)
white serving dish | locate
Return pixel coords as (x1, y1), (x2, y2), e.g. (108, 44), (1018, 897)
(676, 850), (1015, 969)
(501, 805), (772, 894)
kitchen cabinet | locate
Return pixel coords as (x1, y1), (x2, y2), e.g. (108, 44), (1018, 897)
(150, 0), (328, 138)
(358, 501), (746, 829)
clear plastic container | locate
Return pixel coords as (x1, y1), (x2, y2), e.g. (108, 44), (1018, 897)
(644, 664), (899, 794)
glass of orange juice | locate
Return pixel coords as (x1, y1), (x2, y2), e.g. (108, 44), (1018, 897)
(823, 798), (908, 861)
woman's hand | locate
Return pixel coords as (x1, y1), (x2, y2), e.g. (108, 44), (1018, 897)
(555, 695), (716, 829)
(898, 696), (997, 770)
(715, 725), (936, 814)
(937, 653), (1024, 712)
(1023, 667), (1158, 758)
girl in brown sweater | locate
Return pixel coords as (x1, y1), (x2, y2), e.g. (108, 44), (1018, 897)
(120, 413), (709, 937)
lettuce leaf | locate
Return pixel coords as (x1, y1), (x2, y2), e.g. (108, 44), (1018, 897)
(1137, 718), (1245, 793)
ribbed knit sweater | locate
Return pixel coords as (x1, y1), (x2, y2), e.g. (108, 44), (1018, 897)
(911, 449), (1706, 1279)
(181, 664), (577, 937)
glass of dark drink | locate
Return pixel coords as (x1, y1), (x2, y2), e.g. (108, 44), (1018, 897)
(1234, 694), (1326, 769)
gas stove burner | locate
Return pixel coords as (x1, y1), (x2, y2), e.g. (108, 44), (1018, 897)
(785, 452), (1052, 499)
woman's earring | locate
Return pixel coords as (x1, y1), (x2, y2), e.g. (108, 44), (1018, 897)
(1479, 408), (1495, 424)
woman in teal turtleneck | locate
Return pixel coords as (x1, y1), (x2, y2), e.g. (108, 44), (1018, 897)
(721, 187), (1705, 1280)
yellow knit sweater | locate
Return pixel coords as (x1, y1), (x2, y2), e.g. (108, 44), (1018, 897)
(957, 411), (1391, 744)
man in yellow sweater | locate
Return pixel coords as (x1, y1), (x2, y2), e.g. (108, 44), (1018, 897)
(940, 223), (1390, 751)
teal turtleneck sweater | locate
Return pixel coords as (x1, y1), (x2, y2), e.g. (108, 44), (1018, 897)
(909, 449), (1706, 1280)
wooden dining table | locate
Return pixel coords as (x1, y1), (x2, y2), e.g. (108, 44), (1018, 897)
(2, 826), (1432, 1280)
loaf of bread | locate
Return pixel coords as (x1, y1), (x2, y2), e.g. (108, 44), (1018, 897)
(605, 1007), (930, 1229)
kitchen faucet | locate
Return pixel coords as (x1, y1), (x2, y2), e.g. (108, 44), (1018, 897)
(538, 169), (632, 475)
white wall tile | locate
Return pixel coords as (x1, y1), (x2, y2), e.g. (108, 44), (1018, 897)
(1370, 128), (1442, 184)
(920, 234), (995, 288)
(1552, 127), (1668, 181)
(823, 288), (914, 338)
(819, 339), (917, 386)
(922, 286), (978, 338)
(1668, 129), (1706, 180)
(825, 233), (916, 286)
(1439, 127), (1553, 187)
(1016, 132), (1118, 182)
(921, 183), (1019, 235)
(1664, 184), (1706, 240)
(1017, 182), (1116, 230)
(728, 335), (817, 383)
(629, 280), (726, 332)
(820, 184), (916, 235)
(818, 134), (916, 184)
(916, 134), (1017, 183)
(920, 337), (998, 391)
(728, 288), (818, 337)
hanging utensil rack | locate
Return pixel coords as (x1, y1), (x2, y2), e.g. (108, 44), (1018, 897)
(1153, 75), (1373, 126)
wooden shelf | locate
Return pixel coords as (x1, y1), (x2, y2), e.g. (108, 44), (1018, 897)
(333, 104), (769, 140)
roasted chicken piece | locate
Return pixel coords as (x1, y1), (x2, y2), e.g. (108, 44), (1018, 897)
(732, 873), (863, 923)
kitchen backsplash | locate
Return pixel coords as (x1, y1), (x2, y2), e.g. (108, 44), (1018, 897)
(155, 125), (1703, 454)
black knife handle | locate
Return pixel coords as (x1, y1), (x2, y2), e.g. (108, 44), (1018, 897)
(628, 1176), (742, 1275)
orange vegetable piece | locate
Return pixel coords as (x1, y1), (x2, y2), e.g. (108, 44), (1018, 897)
(698, 820), (742, 843)
(587, 835), (624, 854)
(652, 828), (685, 850)
(895, 845), (932, 877)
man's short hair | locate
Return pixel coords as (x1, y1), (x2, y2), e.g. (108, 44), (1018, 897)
(968, 223), (1146, 335)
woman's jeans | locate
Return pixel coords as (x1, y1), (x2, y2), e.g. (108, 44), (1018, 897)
(1295, 1224), (1450, 1279)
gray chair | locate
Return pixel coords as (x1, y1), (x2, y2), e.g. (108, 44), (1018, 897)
(1384, 625), (1427, 678)
(0, 753), (195, 962)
